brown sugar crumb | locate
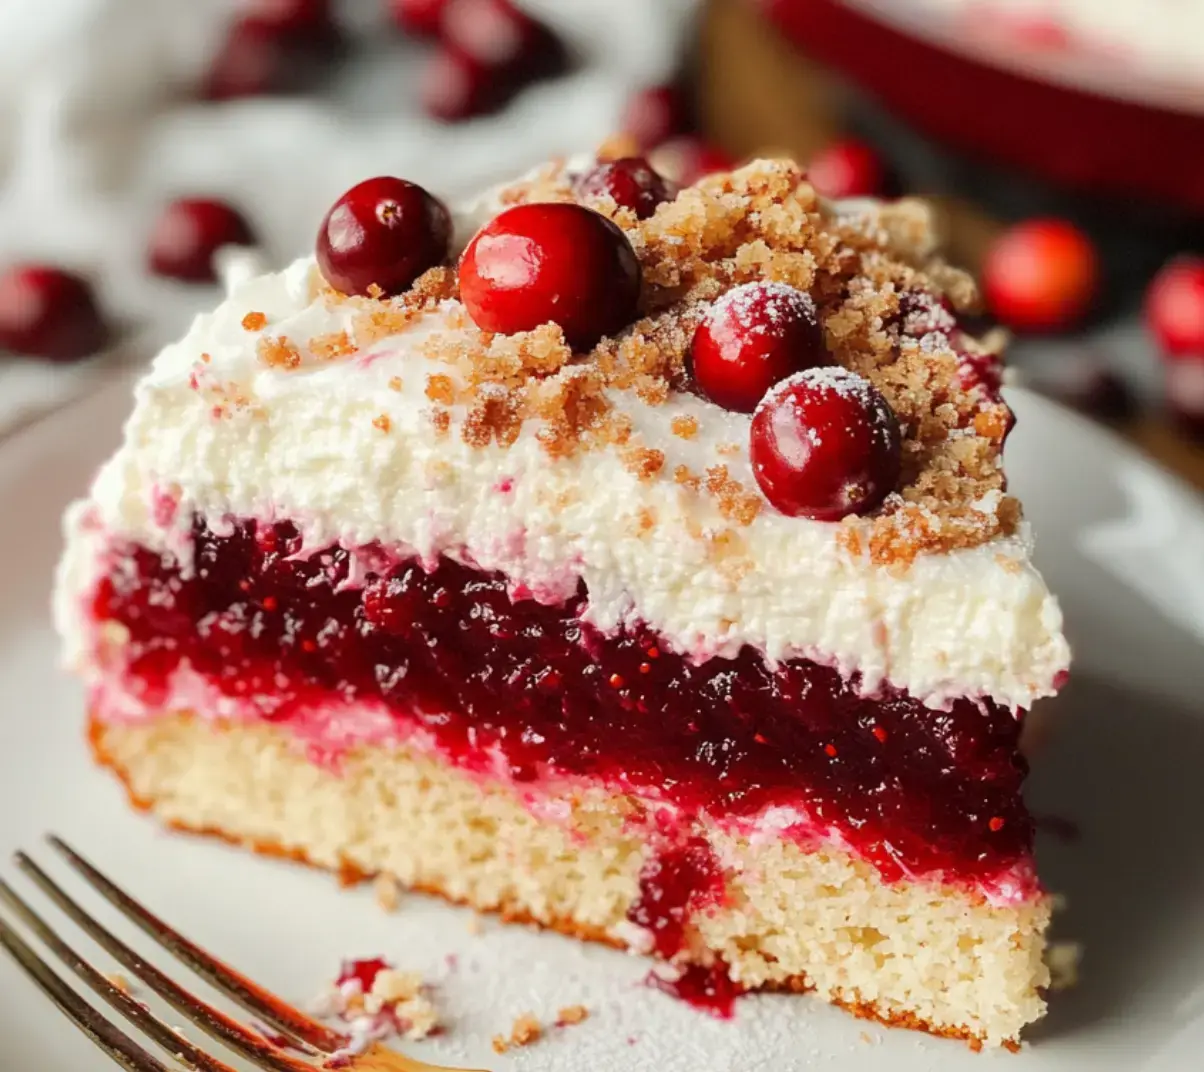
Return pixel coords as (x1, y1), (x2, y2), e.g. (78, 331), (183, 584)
(200, 352), (212, 363)
(671, 414), (699, 440)
(310, 331), (355, 362)
(556, 1005), (589, 1027)
(425, 373), (457, 405)
(257, 335), (301, 371)
(388, 376), (403, 392)
(372, 414), (392, 434)
(716, 441), (742, 457)
(674, 464), (701, 491)
(493, 1013), (543, 1053)
(241, 311), (267, 332)
(705, 465), (762, 525)
(463, 385), (522, 448)
(367, 283), (384, 299)
(628, 507), (657, 536)
(622, 445), (665, 482)
(430, 408), (451, 436)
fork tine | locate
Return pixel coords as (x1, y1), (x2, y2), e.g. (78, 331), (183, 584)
(48, 834), (343, 1053)
(0, 913), (167, 1072)
(16, 850), (315, 1072)
(0, 877), (241, 1072)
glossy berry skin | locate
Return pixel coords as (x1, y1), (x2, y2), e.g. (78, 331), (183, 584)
(807, 139), (884, 199)
(691, 282), (827, 413)
(982, 218), (1098, 333)
(750, 368), (902, 520)
(316, 177), (451, 297)
(574, 157), (673, 220)
(0, 265), (108, 363)
(621, 85), (686, 150)
(459, 203), (641, 349)
(1146, 257), (1204, 359)
(389, 0), (449, 36)
(148, 198), (257, 283)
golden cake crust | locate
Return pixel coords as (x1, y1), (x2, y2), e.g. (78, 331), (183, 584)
(88, 712), (1038, 1052)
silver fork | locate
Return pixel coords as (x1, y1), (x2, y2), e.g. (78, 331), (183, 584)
(0, 835), (486, 1072)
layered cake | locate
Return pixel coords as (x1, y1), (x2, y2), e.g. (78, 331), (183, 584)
(54, 152), (1070, 1048)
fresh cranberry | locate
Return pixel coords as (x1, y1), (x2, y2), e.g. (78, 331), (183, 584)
(1146, 257), (1204, 359)
(420, 46), (508, 121)
(441, 0), (567, 82)
(750, 368), (902, 520)
(316, 177), (451, 297)
(148, 198), (257, 284)
(807, 139), (884, 199)
(0, 265), (108, 362)
(620, 85), (687, 150)
(690, 282), (827, 413)
(574, 157), (673, 220)
(982, 218), (1098, 333)
(459, 203), (641, 349)
(650, 137), (732, 187)
(388, 0), (448, 36)
(336, 957), (390, 993)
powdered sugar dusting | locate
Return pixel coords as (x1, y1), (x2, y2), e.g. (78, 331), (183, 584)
(709, 281), (817, 341)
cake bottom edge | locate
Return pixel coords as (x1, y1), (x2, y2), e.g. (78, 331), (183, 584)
(87, 710), (1049, 1050)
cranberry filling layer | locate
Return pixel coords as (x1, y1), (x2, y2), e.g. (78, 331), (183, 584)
(93, 518), (1033, 886)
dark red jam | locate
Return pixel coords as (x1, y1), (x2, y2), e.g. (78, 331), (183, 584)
(647, 963), (745, 1020)
(94, 518), (1034, 887)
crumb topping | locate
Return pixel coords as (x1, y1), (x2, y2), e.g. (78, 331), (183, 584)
(252, 158), (1018, 563)
(492, 1012), (543, 1054)
(241, 311), (267, 332)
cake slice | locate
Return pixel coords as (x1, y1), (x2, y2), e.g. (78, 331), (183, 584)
(54, 155), (1070, 1049)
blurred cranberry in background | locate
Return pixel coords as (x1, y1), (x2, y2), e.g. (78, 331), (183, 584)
(807, 139), (884, 199)
(1146, 257), (1204, 359)
(242, 0), (336, 38)
(148, 199), (258, 284)
(651, 137), (732, 187)
(983, 219), (1099, 333)
(420, 46), (507, 120)
(0, 266), (108, 363)
(388, 0), (449, 37)
(420, 0), (568, 121)
(621, 85), (687, 151)
(202, 20), (294, 100)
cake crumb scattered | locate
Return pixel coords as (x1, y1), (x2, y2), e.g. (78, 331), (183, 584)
(373, 873), (401, 913)
(372, 414), (392, 434)
(388, 376), (403, 392)
(430, 409), (451, 436)
(104, 972), (133, 994)
(493, 1013), (543, 1053)
(241, 311), (267, 332)
(671, 414), (699, 440)
(556, 1005), (589, 1026)
(309, 960), (441, 1052)
(674, 464), (702, 491)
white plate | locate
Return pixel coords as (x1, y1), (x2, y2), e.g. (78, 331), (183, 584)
(2, 374), (1203, 1072)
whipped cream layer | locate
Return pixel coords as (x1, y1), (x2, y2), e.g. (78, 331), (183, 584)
(56, 253), (1069, 712)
